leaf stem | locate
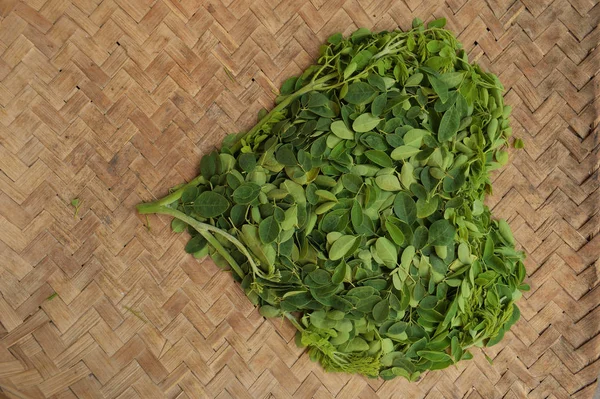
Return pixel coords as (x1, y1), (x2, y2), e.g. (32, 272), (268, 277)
(137, 204), (252, 281)
(284, 312), (304, 331)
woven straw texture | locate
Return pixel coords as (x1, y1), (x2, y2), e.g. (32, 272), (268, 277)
(0, 0), (598, 398)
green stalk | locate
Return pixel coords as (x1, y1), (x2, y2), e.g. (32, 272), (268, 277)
(284, 312), (304, 331)
(137, 204), (252, 280)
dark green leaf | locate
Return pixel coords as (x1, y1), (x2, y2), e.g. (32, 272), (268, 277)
(238, 153), (256, 172)
(438, 105), (460, 142)
(259, 216), (280, 244)
(276, 144), (298, 166)
(233, 183), (261, 204)
(365, 150), (393, 168)
(200, 151), (218, 179)
(372, 299), (390, 323)
(185, 235), (207, 254)
(342, 174), (363, 193)
(393, 192), (417, 225)
(344, 82), (377, 104)
(428, 219), (456, 246)
(443, 165), (467, 192)
(195, 191), (229, 218)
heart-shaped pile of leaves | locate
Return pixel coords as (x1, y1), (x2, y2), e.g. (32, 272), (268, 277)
(138, 18), (528, 380)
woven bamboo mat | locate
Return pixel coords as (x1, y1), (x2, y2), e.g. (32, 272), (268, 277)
(0, 0), (598, 397)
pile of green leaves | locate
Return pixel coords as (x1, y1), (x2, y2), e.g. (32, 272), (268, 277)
(138, 18), (528, 380)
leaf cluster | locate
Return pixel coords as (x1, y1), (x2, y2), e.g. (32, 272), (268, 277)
(145, 18), (527, 380)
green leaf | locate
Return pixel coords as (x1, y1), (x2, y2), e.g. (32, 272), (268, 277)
(171, 218), (187, 233)
(283, 180), (306, 205)
(276, 144), (298, 166)
(308, 92), (329, 108)
(486, 255), (509, 275)
(443, 165), (467, 192)
(401, 246), (415, 270)
(391, 146), (421, 160)
(412, 226), (429, 249)
(376, 237), (398, 268)
(416, 196), (438, 218)
(200, 151), (218, 179)
(372, 299), (390, 323)
(417, 351), (452, 362)
(496, 150), (509, 165)
(405, 73), (423, 87)
(427, 17), (446, 28)
(342, 174), (363, 193)
(514, 138), (524, 149)
(233, 183), (261, 204)
(428, 219), (456, 246)
(259, 305), (280, 318)
(332, 261), (348, 284)
(181, 186), (198, 203)
(429, 76), (448, 103)
(403, 129), (429, 148)
(352, 113), (381, 132)
(330, 120), (354, 140)
(351, 201), (364, 231)
(315, 189), (338, 202)
(393, 192), (417, 225)
(375, 175), (402, 191)
(185, 235), (207, 254)
(329, 235), (359, 260)
(238, 153), (256, 172)
(345, 82), (377, 104)
(498, 219), (515, 245)
(195, 191), (229, 218)
(438, 105), (460, 141)
(311, 136), (328, 157)
(385, 221), (405, 246)
(259, 216), (280, 244)
(365, 150), (393, 168)
(240, 225), (276, 268)
(371, 93), (387, 116)
(440, 72), (465, 88)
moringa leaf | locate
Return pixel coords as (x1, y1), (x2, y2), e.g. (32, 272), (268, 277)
(393, 192), (417, 225)
(329, 235), (359, 260)
(259, 216), (280, 244)
(233, 183), (261, 204)
(345, 82), (377, 104)
(353, 113), (381, 132)
(195, 191), (229, 218)
(376, 237), (398, 268)
(375, 175), (402, 192)
(391, 146), (421, 160)
(438, 105), (460, 142)
(330, 120), (355, 140)
(365, 150), (393, 168)
(428, 219), (456, 246)
(342, 174), (363, 193)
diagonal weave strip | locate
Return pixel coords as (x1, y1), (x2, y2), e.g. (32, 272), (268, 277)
(0, 0), (598, 398)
